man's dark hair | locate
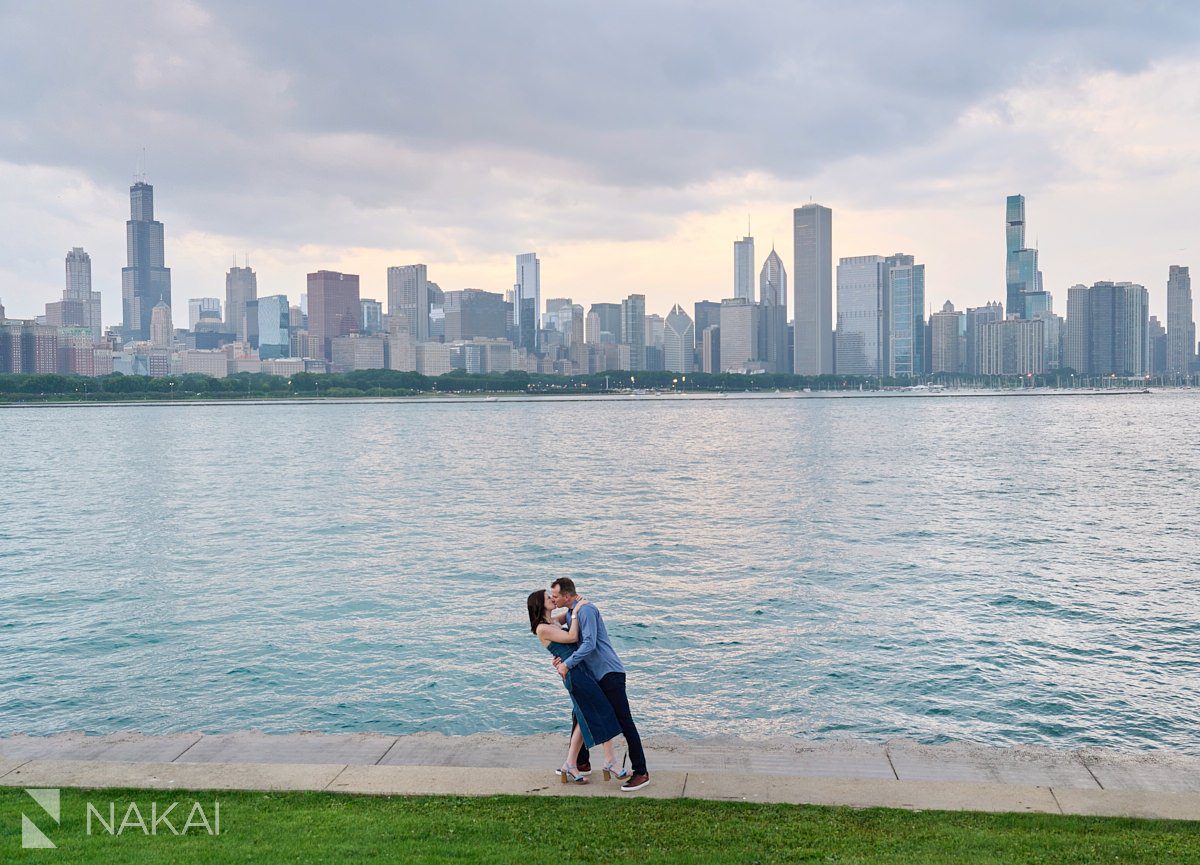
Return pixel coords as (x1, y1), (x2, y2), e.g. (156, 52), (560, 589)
(551, 577), (577, 596)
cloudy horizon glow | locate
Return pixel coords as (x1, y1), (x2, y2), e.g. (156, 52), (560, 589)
(2, 1), (1199, 325)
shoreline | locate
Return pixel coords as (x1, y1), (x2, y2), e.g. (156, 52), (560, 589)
(0, 387), (1158, 409)
(3, 730), (1199, 819)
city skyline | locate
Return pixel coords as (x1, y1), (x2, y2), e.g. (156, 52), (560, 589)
(3, 5), (1200, 326)
(2, 177), (1191, 384)
(6, 175), (1194, 330)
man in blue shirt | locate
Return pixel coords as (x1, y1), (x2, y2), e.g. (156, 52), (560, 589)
(550, 577), (649, 791)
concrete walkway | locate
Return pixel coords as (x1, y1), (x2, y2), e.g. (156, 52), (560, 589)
(2, 732), (1198, 821)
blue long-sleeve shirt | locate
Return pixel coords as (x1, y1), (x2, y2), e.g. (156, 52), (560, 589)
(563, 602), (625, 679)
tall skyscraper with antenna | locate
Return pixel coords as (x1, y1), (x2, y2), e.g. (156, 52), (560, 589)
(225, 260), (258, 342)
(734, 232), (755, 303)
(793, 203), (833, 375)
(120, 180), (172, 340)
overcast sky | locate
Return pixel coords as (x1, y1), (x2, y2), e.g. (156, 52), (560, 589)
(2, 1), (1199, 325)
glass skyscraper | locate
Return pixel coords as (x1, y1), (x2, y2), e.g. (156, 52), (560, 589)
(621, 293), (646, 371)
(835, 255), (885, 375)
(1005, 194), (1043, 320)
(121, 181), (172, 341)
(514, 253), (541, 352)
(885, 253), (925, 377)
(257, 295), (291, 359)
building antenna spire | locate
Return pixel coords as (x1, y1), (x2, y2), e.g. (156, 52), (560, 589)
(135, 146), (148, 183)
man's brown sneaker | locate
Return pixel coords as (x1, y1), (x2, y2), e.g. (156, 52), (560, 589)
(621, 773), (650, 792)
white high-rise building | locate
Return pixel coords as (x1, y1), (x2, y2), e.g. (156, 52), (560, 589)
(387, 264), (430, 341)
(663, 304), (694, 373)
(793, 204), (833, 375)
(758, 247), (789, 374)
(734, 235), (755, 303)
(759, 248), (787, 308)
(514, 252), (541, 352)
(719, 297), (761, 373)
(1166, 265), (1194, 375)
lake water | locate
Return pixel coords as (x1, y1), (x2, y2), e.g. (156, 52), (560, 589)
(2, 391), (1198, 752)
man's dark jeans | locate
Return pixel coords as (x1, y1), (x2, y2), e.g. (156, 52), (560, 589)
(574, 672), (647, 775)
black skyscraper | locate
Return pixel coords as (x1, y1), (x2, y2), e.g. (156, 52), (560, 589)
(121, 181), (172, 340)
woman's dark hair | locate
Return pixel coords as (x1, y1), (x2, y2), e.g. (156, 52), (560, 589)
(527, 589), (548, 634)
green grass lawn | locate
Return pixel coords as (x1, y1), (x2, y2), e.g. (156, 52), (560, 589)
(2, 787), (1198, 864)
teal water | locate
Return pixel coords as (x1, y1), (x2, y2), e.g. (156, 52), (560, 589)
(2, 392), (1198, 752)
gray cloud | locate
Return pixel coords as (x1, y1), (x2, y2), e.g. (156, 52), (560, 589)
(1, 1), (1200, 315)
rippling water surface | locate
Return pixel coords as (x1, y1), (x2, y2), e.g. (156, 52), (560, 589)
(2, 392), (1198, 752)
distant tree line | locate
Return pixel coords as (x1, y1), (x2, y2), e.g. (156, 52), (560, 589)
(0, 367), (1114, 402)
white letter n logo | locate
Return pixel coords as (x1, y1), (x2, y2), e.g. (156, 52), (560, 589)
(22, 788), (60, 849)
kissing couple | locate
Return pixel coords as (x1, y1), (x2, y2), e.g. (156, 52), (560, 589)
(526, 578), (650, 791)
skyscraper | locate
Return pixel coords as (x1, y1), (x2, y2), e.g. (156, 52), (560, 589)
(621, 294), (646, 371)
(734, 235), (755, 303)
(257, 295), (291, 359)
(929, 301), (963, 374)
(587, 302), (622, 344)
(719, 297), (760, 373)
(387, 264), (430, 341)
(1066, 281), (1150, 375)
(884, 253), (925, 377)
(757, 247), (788, 373)
(64, 247), (102, 343)
(835, 255), (885, 375)
(663, 304), (694, 373)
(978, 318), (1045, 376)
(793, 204), (833, 375)
(307, 271), (361, 361)
(443, 289), (509, 341)
(360, 298), (383, 335)
(225, 265), (258, 342)
(1005, 194), (1042, 320)
(1064, 285), (1090, 374)
(1166, 265), (1194, 375)
(1149, 316), (1168, 375)
(693, 301), (721, 340)
(188, 298), (222, 330)
(759, 248), (787, 308)
(514, 252), (541, 352)
(150, 301), (173, 349)
(964, 302), (1004, 375)
(121, 181), (172, 340)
